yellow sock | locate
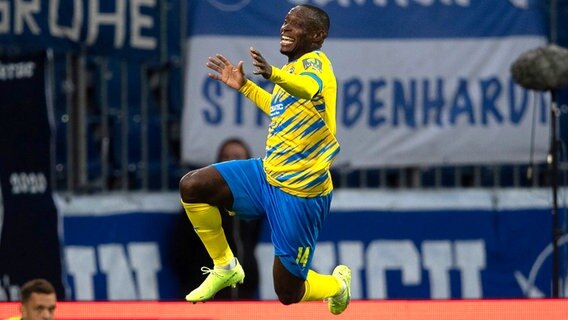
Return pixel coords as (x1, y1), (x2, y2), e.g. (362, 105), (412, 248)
(300, 270), (342, 302)
(181, 201), (234, 267)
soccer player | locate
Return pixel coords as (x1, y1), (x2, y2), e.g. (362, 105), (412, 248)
(5, 279), (57, 320)
(179, 4), (351, 315)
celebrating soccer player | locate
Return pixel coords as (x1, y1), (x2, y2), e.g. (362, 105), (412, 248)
(179, 4), (351, 315)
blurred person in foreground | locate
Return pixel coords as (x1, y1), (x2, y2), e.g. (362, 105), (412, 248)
(5, 279), (56, 320)
(179, 4), (351, 315)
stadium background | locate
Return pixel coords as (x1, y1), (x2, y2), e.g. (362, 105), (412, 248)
(1, 0), (568, 317)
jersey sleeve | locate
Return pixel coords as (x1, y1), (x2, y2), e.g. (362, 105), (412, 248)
(239, 79), (272, 115)
(269, 55), (323, 99)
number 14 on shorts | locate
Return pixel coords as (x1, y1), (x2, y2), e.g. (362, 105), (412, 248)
(296, 247), (311, 268)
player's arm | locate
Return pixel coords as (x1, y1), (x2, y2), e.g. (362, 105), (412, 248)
(207, 52), (271, 115)
(239, 80), (272, 115)
(269, 67), (321, 99)
(249, 47), (321, 99)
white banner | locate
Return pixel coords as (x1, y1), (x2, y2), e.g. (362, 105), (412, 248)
(182, 36), (549, 168)
(182, 1), (550, 168)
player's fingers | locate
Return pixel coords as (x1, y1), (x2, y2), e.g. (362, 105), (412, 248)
(216, 54), (231, 66)
(253, 49), (265, 61)
(252, 57), (266, 70)
(237, 60), (245, 73)
(249, 47), (262, 61)
(209, 56), (225, 68)
(250, 47), (262, 56)
(206, 62), (222, 73)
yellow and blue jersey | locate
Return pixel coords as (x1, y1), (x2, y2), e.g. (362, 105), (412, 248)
(240, 50), (339, 197)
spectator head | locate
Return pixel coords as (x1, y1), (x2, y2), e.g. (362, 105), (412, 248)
(20, 279), (56, 320)
(216, 138), (252, 162)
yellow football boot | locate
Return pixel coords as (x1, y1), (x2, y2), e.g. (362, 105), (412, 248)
(185, 259), (245, 303)
(327, 265), (352, 315)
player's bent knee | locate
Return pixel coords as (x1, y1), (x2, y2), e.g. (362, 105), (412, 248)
(180, 167), (229, 205)
(179, 170), (202, 202)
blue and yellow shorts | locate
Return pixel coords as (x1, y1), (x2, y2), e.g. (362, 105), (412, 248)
(212, 158), (332, 279)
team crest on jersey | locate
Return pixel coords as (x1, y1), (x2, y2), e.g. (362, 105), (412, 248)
(302, 58), (322, 72)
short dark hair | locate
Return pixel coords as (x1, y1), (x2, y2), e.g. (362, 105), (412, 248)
(216, 137), (252, 162)
(20, 279), (56, 303)
(299, 4), (330, 36)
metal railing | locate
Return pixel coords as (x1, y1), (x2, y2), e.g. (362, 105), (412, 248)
(47, 0), (186, 194)
(331, 163), (568, 189)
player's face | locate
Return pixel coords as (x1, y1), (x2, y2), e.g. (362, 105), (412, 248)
(21, 293), (56, 320)
(280, 6), (315, 61)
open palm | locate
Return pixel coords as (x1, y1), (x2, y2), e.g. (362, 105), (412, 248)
(206, 54), (246, 90)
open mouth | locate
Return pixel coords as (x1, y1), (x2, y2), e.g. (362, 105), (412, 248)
(280, 35), (294, 46)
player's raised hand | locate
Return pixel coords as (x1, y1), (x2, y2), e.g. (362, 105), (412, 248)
(206, 54), (247, 90)
(250, 47), (272, 79)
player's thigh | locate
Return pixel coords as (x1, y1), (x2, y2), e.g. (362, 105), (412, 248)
(213, 158), (268, 219)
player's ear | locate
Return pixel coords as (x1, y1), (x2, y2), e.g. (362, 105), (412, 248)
(313, 30), (326, 46)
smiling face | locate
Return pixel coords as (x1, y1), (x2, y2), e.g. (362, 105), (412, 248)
(279, 6), (325, 61)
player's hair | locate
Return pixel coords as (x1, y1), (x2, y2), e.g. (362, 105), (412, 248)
(20, 279), (56, 303)
(298, 4), (330, 37)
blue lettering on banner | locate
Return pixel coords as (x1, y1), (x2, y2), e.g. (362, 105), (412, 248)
(339, 77), (548, 129)
(508, 81), (548, 125)
(200, 76), (272, 127)
(236, 91), (245, 125)
(199, 75), (548, 130)
(343, 79), (364, 128)
(202, 77), (224, 125)
(422, 78), (444, 126)
(480, 77), (504, 125)
(393, 79), (417, 128)
(369, 79), (387, 128)
(449, 78), (475, 125)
